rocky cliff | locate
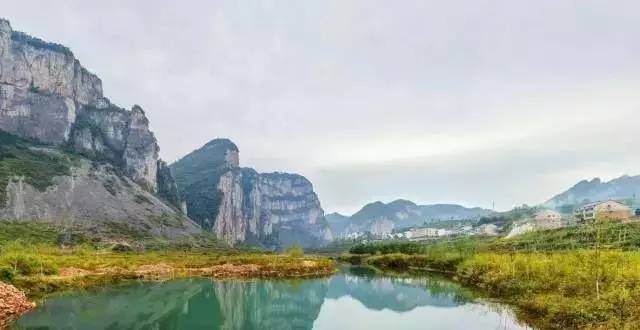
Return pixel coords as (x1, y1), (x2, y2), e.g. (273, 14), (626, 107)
(171, 139), (332, 248)
(0, 18), (160, 191)
(0, 18), (196, 241)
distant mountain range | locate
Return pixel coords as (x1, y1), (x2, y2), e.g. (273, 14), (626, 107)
(328, 199), (493, 238)
(545, 175), (640, 209)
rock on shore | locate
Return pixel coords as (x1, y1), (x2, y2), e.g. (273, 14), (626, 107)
(0, 282), (34, 326)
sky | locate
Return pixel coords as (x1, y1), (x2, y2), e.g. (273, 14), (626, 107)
(4, 1), (640, 214)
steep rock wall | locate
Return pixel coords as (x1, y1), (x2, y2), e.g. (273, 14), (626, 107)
(0, 18), (161, 191)
(172, 139), (331, 248)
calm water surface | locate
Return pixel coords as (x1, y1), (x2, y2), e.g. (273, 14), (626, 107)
(14, 267), (529, 330)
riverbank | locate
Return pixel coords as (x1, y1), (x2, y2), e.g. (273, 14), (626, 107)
(0, 248), (334, 325)
(2, 247), (335, 296)
(339, 237), (640, 329)
(0, 221), (336, 325)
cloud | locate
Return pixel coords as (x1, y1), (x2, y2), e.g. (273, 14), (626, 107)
(4, 1), (640, 213)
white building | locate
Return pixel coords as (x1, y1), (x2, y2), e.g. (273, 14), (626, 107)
(534, 210), (562, 229)
(477, 224), (499, 236)
(408, 227), (452, 239)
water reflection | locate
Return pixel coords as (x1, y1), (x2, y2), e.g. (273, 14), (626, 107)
(14, 267), (526, 330)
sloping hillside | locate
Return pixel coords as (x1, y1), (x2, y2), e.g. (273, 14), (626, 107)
(545, 175), (640, 209)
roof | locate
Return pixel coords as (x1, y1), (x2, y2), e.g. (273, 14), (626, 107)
(575, 200), (628, 211)
(535, 210), (561, 217)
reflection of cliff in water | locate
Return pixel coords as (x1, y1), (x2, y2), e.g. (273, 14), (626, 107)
(327, 268), (475, 312)
(14, 278), (329, 330)
(14, 279), (219, 329)
(212, 279), (328, 329)
(15, 268), (477, 330)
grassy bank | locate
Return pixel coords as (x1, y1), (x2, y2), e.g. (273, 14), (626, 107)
(341, 223), (640, 329)
(0, 222), (335, 299)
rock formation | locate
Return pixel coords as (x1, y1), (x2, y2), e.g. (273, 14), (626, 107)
(0, 18), (160, 191)
(0, 18), (196, 240)
(171, 139), (332, 248)
(0, 282), (34, 327)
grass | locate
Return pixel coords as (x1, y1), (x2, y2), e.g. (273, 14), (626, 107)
(493, 221), (640, 251)
(1, 243), (334, 299)
(340, 221), (640, 329)
(0, 221), (335, 299)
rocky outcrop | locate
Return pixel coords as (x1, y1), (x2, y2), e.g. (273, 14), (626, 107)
(0, 282), (34, 327)
(0, 18), (162, 191)
(213, 169), (332, 248)
(171, 139), (332, 248)
(0, 19), (196, 240)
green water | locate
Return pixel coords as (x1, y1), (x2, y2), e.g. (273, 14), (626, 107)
(13, 267), (529, 329)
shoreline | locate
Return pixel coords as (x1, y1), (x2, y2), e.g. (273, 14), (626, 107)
(337, 250), (640, 329)
(1, 255), (335, 326)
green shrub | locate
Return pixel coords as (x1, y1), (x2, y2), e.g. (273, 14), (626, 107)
(286, 245), (304, 258)
(350, 241), (425, 255)
(0, 266), (15, 282)
(3, 253), (58, 276)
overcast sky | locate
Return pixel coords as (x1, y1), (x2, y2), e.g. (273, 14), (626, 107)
(4, 1), (640, 214)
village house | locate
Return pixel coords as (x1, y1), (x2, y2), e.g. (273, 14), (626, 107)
(506, 210), (562, 238)
(407, 227), (452, 240)
(533, 210), (562, 229)
(477, 223), (500, 236)
(574, 200), (631, 222)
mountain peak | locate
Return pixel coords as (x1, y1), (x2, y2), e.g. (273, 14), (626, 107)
(388, 199), (418, 208)
(546, 174), (640, 208)
(204, 138), (239, 152)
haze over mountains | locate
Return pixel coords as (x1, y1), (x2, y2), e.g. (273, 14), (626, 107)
(327, 200), (493, 238)
(2, 17), (640, 249)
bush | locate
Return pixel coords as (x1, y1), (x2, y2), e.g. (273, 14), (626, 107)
(350, 241), (425, 255)
(286, 245), (304, 258)
(111, 242), (133, 253)
(4, 253), (57, 276)
(0, 266), (15, 282)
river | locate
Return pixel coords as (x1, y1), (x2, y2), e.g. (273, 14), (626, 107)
(13, 267), (529, 329)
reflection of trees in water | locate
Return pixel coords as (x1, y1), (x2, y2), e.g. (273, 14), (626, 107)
(327, 267), (476, 312)
(15, 268), (478, 329)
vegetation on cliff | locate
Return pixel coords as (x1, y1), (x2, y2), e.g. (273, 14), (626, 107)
(170, 139), (238, 229)
(0, 132), (75, 207)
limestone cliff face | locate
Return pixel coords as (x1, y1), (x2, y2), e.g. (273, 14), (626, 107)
(0, 18), (160, 191)
(171, 139), (332, 248)
(0, 18), (194, 239)
(213, 169), (332, 247)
